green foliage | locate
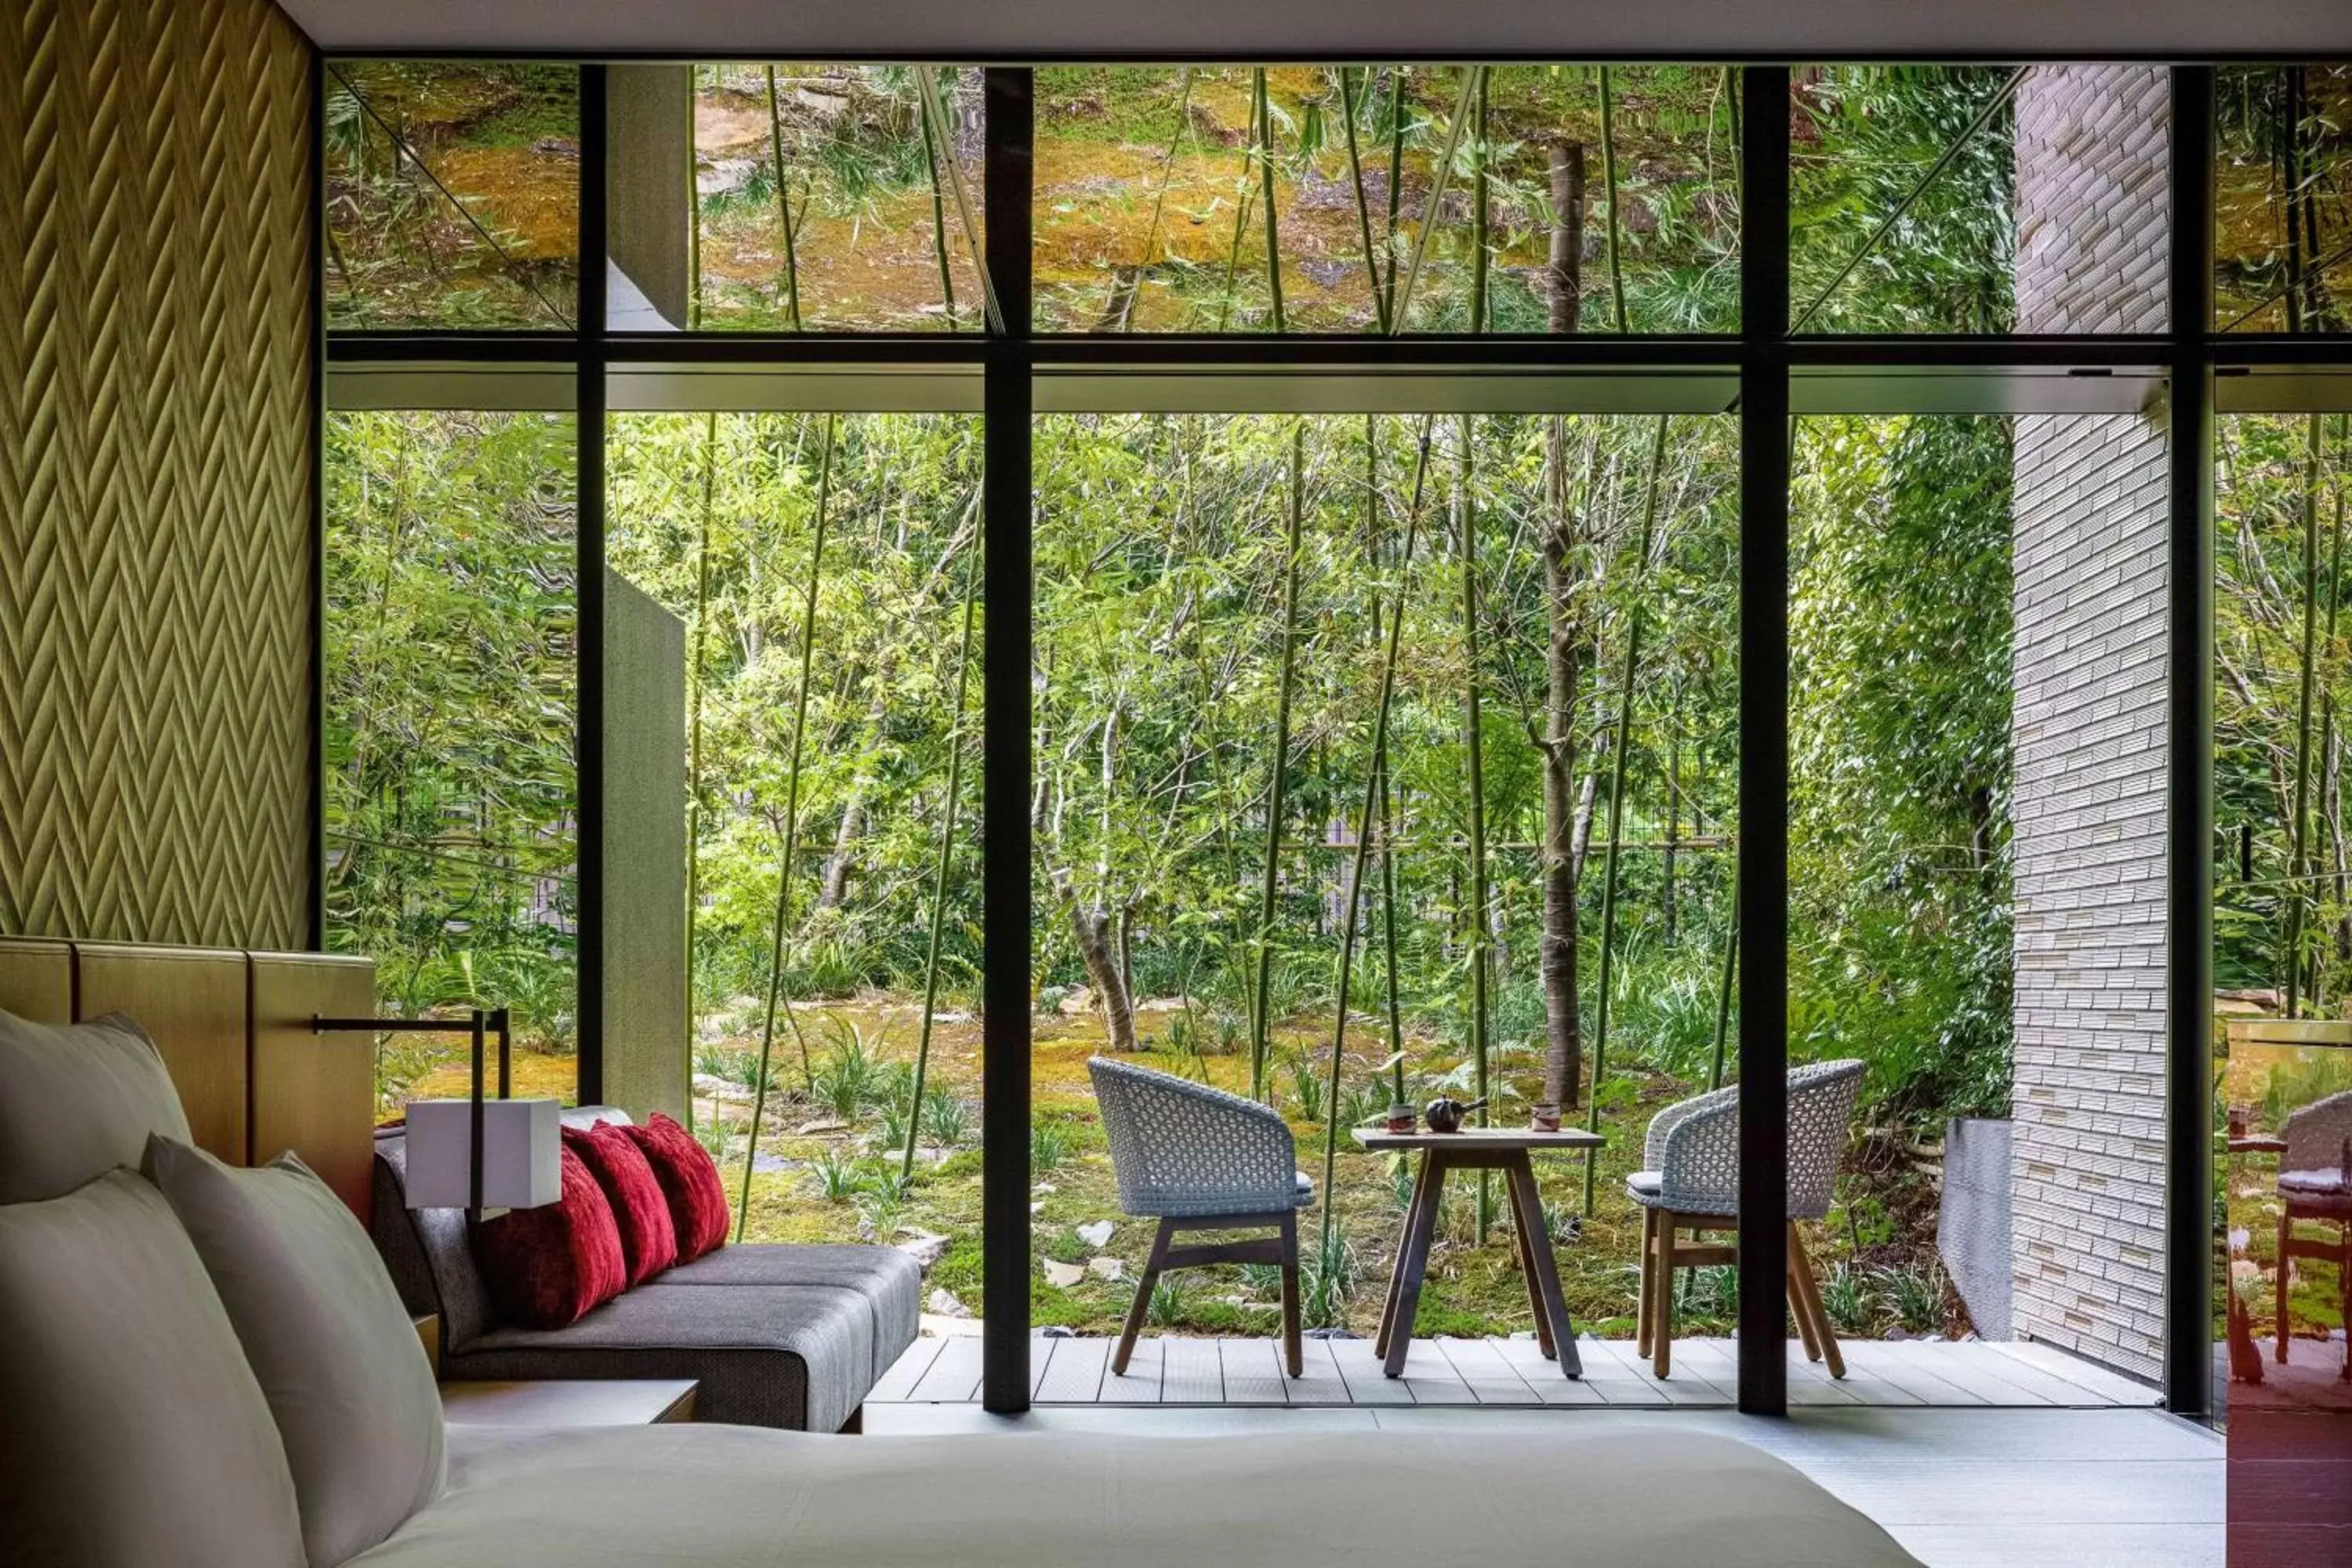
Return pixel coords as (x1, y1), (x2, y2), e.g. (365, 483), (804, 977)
(808, 1147), (866, 1203)
(1030, 1118), (1078, 1172)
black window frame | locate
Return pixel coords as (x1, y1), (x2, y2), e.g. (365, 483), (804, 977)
(316, 56), (2352, 1422)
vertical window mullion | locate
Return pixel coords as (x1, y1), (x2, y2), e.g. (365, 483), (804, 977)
(2165, 62), (2216, 1423)
(576, 65), (609, 1105)
(1737, 63), (1791, 1419)
(980, 64), (1036, 1416)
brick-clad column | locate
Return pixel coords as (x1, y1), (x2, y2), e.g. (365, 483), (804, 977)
(2007, 64), (2171, 1385)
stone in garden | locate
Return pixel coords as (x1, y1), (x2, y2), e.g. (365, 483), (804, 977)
(1040, 1324), (1076, 1338)
(1033, 1181), (1057, 1195)
(1305, 1326), (1359, 1340)
(1087, 1255), (1126, 1282)
(895, 1229), (949, 1270)
(796, 1117), (848, 1136)
(1075, 1220), (1115, 1247)
(1041, 1259), (1085, 1288)
(927, 1288), (971, 1319)
(1058, 985), (1095, 1015)
(1030, 1202), (1044, 1216)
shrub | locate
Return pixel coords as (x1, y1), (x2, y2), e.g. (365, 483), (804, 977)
(920, 1087), (971, 1148)
(1030, 1118), (1076, 1172)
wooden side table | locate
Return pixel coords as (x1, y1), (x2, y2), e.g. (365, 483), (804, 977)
(440, 1378), (699, 1427)
(1353, 1127), (1603, 1379)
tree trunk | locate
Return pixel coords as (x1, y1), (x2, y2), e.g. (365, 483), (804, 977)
(1071, 902), (1138, 1051)
(1539, 140), (1586, 1110)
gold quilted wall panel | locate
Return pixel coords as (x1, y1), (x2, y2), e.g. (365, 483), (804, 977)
(0, 0), (314, 949)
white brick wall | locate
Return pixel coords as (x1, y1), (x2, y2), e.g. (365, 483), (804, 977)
(2008, 64), (2172, 1385)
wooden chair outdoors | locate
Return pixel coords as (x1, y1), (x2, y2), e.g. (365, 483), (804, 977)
(1626, 1060), (1865, 1381)
(1087, 1057), (1315, 1378)
(2273, 1087), (2352, 1381)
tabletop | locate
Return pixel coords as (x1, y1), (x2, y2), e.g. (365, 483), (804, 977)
(1352, 1126), (1604, 1152)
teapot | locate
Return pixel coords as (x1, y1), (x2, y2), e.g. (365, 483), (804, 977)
(1422, 1095), (1487, 1134)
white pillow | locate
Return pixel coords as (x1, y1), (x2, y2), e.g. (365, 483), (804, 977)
(0, 1006), (189, 1203)
(0, 1170), (305, 1568)
(146, 1137), (447, 1567)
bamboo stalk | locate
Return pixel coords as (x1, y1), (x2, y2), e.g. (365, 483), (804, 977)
(913, 67), (1001, 332)
(1250, 426), (1309, 1102)
(1457, 413), (1494, 1240)
(737, 413), (837, 1241)
(1254, 68), (1287, 332)
(763, 67), (804, 330)
(1338, 67), (1390, 333)
(683, 413), (720, 1130)
(1584, 415), (1672, 1214)
(902, 548), (980, 1185)
(1708, 858), (1738, 1092)
(917, 72), (959, 328)
(2288, 412), (2325, 1016)
(1116, 67), (1196, 332)
(1319, 416), (1437, 1254)
(1390, 67), (1479, 334)
(1468, 67), (1490, 333)
(1599, 66), (1628, 335)
(1382, 68), (1408, 325)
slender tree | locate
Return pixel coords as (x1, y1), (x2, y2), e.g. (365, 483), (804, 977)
(737, 413), (837, 1240)
(1250, 426), (1309, 1100)
(1255, 68), (1287, 331)
(1456, 413), (1495, 1238)
(762, 67), (804, 329)
(682, 414), (720, 1126)
(902, 546), (980, 1184)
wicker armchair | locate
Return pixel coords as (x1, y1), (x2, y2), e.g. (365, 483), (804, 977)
(2273, 1087), (2352, 1379)
(1087, 1058), (1313, 1377)
(1625, 1059), (1864, 1380)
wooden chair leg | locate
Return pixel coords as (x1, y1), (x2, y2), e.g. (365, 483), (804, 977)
(1650, 1214), (1677, 1379)
(1279, 1211), (1304, 1378)
(1788, 1221), (1843, 1378)
(1788, 1249), (1823, 1363)
(1635, 1206), (1657, 1358)
(2277, 1208), (2294, 1365)
(1112, 1218), (1171, 1377)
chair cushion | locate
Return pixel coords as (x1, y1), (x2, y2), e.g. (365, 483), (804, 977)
(566, 1122), (677, 1287)
(447, 1278), (902, 1432)
(622, 1112), (730, 1261)
(469, 1147), (628, 1330)
(144, 1138), (444, 1567)
(0, 1007), (189, 1203)
(1625, 1171), (1664, 1205)
(0, 1171), (305, 1568)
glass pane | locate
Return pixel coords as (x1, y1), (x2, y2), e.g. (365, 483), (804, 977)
(2217, 66), (2352, 335)
(1791, 64), (2168, 335)
(1029, 410), (1737, 1388)
(605, 412), (985, 1263)
(324, 412), (579, 1116)
(1795, 410), (2171, 1396)
(325, 62), (579, 331)
(2217, 412), (2352, 1424)
(605, 64), (985, 332)
(1033, 66), (1739, 335)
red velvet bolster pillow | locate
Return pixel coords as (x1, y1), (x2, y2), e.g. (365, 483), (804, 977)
(565, 1121), (677, 1287)
(470, 1146), (627, 1330)
(622, 1112), (729, 1261)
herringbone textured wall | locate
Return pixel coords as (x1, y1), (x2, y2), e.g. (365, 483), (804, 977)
(0, 0), (314, 948)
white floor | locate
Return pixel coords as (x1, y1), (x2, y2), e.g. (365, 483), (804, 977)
(866, 1400), (2224, 1567)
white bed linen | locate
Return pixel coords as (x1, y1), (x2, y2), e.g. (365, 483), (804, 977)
(353, 1421), (1920, 1567)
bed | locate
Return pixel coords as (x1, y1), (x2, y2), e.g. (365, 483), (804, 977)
(0, 938), (1920, 1568)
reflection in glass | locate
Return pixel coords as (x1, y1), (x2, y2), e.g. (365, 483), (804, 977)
(2217, 65), (2352, 335)
(1033, 67), (1739, 335)
(325, 63), (580, 330)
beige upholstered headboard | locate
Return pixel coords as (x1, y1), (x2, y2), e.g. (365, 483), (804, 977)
(0, 938), (377, 1219)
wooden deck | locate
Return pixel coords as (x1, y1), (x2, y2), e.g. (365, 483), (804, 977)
(870, 1332), (2160, 1409)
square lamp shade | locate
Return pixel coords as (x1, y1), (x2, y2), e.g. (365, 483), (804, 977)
(402, 1098), (562, 1210)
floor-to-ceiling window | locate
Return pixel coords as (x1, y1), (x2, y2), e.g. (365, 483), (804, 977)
(321, 56), (2245, 1421)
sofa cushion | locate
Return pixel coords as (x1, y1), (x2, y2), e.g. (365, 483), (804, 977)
(622, 1112), (729, 1261)
(446, 1274), (904, 1432)
(372, 1131), (496, 1348)
(0, 1171), (306, 1568)
(470, 1146), (628, 1330)
(0, 1007), (188, 1203)
(567, 1122), (677, 1287)
(662, 1243), (920, 1380)
(145, 1138), (444, 1567)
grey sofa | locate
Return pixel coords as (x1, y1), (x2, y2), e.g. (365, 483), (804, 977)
(370, 1118), (918, 1432)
